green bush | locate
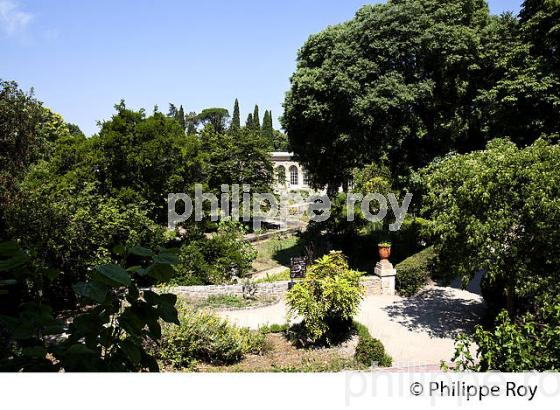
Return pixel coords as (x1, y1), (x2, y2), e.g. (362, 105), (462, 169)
(0, 241), (179, 372)
(286, 251), (365, 344)
(447, 297), (560, 372)
(395, 246), (438, 297)
(174, 220), (257, 285)
(422, 138), (560, 314)
(355, 338), (392, 367)
(159, 305), (265, 369)
(353, 321), (392, 367)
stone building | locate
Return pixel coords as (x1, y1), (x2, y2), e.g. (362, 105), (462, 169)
(270, 152), (312, 193)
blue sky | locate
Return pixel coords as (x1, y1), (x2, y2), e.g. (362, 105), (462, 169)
(1, 0), (522, 136)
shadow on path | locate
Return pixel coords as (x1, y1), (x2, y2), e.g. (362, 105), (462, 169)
(382, 287), (486, 338)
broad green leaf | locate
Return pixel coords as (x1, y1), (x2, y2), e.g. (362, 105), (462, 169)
(146, 263), (174, 282)
(143, 290), (160, 306)
(0, 279), (17, 286)
(73, 281), (109, 304)
(0, 250), (29, 271)
(153, 253), (179, 265)
(93, 264), (131, 287)
(128, 245), (154, 257)
(119, 338), (141, 365)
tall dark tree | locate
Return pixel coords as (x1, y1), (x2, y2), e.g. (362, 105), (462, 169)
(252, 105), (260, 130)
(261, 110), (274, 145)
(177, 105), (186, 131)
(245, 113), (254, 129)
(230, 98), (241, 132)
(521, 0), (560, 68)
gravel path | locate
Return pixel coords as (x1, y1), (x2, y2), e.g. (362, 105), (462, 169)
(217, 284), (485, 367)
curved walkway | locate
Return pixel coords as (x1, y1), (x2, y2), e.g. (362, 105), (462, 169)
(217, 285), (485, 367)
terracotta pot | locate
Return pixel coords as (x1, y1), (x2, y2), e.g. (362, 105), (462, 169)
(378, 245), (391, 260)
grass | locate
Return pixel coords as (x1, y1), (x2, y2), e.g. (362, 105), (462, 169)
(196, 295), (250, 309)
(254, 269), (291, 283)
(252, 234), (305, 272)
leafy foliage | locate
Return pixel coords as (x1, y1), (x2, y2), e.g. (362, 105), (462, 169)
(0, 80), (77, 236)
(174, 220), (257, 285)
(158, 304), (265, 369)
(282, 0), (559, 188)
(421, 138), (560, 313)
(447, 297), (560, 372)
(286, 251), (365, 343)
(353, 321), (392, 367)
(198, 107), (230, 133)
(201, 125), (273, 194)
(0, 241), (179, 371)
(395, 247), (438, 297)
(355, 337), (392, 368)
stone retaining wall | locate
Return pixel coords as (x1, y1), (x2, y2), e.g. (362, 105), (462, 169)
(168, 276), (382, 300)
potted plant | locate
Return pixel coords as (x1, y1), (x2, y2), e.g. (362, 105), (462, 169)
(378, 242), (392, 260)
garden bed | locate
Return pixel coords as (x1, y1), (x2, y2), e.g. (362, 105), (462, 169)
(196, 332), (362, 372)
(179, 294), (280, 311)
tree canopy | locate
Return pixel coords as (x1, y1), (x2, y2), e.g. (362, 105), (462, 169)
(282, 0), (560, 189)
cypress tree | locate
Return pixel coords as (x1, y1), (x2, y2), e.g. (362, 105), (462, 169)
(253, 105), (260, 130)
(177, 105), (186, 131)
(262, 110), (274, 143)
(230, 98), (241, 131)
(245, 113), (254, 129)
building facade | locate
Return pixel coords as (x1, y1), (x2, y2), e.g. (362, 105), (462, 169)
(270, 152), (312, 193)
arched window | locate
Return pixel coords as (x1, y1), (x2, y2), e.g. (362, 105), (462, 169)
(302, 169), (310, 186)
(276, 165), (286, 184)
(289, 165), (299, 186)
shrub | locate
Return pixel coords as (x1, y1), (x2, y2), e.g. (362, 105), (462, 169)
(5, 179), (167, 307)
(174, 220), (257, 285)
(447, 296), (560, 372)
(159, 305), (265, 369)
(422, 138), (560, 314)
(353, 321), (392, 367)
(0, 241), (179, 372)
(259, 323), (288, 335)
(286, 251), (365, 344)
(395, 246), (438, 297)
(355, 338), (392, 367)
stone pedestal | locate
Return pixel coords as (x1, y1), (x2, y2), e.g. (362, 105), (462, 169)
(374, 259), (396, 296)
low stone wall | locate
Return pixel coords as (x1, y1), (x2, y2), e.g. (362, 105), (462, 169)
(168, 276), (382, 300)
(363, 276), (382, 296)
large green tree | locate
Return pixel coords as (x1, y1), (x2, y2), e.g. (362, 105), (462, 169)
(198, 107), (230, 133)
(477, 0), (560, 145)
(282, 0), (546, 189)
(421, 138), (560, 314)
(200, 125), (273, 193)
(0, 80), (77, 236)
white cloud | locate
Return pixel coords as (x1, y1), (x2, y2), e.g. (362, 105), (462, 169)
(0, 0), (33, 37)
